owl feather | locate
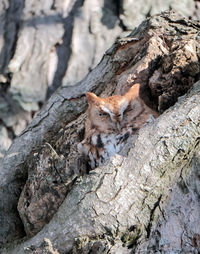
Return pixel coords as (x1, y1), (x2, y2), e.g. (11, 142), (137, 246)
(78, 83), (158, 169)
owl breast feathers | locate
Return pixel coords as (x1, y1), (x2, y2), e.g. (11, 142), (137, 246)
(78, 83), (158, 169)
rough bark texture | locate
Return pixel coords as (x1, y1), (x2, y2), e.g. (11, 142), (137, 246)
(3, 82), (200, 254)
(0, 0), (200, 159)
(0, 10), (200, 254)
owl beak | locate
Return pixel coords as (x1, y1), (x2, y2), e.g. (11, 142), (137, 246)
(116, 122), (121, 131)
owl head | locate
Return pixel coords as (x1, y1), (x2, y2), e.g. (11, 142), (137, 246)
(86, 83), (141, 133)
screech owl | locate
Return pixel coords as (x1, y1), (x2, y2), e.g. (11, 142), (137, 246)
(78, 83), (158, 169)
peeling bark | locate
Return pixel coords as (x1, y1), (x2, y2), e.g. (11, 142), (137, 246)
(0, 10), (200, 254)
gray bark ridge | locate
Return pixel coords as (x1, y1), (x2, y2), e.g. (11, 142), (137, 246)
(136, 151), (200, 253)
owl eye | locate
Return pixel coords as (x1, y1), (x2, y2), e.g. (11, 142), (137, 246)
(124, 105), (132, 113)
(99, 111), (108, 117)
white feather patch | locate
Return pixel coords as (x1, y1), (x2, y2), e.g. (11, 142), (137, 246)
(100, 105), (115, 120)
(118, 98), (129, 120)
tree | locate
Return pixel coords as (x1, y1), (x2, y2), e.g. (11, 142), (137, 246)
(1, 10), (200, 254)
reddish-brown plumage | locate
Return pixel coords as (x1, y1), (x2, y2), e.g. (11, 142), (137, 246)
(79, 83), (158, 169)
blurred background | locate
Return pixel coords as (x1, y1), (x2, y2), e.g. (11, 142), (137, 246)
(0, 0), (199, 158)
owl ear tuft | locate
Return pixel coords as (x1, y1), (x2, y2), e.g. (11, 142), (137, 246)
(125, 83), (140, 101)
(86, 92), (99, 105)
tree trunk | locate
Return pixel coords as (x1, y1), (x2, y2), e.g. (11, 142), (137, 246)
(1, 10), (200, 254)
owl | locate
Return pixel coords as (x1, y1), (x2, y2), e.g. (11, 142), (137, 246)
(78, 83), (158, 169)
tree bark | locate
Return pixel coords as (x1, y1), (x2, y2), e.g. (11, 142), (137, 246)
(1, 10), (200, 254)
